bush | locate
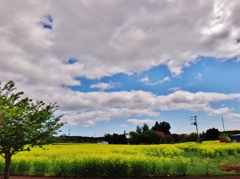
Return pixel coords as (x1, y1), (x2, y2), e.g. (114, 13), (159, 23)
(219, 138), (231, 143)
(219, 134), (231, 143)
(164, 135), (175, 143)
(159, 136), (167, 144)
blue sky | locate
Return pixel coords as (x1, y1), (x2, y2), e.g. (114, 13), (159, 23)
(62, 58), (240, 136)
(1, 0), (240, 137)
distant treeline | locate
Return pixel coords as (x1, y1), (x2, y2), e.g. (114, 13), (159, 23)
(58, 133), (128, 144)
(221, 130), (240, 135)
(58, 135), (105, 143)
(58, 129), (240, 144)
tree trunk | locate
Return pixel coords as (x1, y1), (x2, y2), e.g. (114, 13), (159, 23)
(4, 152), (11, 179)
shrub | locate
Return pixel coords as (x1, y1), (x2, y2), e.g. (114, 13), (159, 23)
(219, 134), (231, 143)
(164, 135), (175, 143)
(159, 136), (167, 144)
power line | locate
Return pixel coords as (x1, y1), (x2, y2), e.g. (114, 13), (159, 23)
(197, 122), (219, 129)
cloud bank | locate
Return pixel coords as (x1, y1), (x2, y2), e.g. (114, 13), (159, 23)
(14, 83), (240, 127)
(1, 0), (240, 128)
(1, 0), (240, 85)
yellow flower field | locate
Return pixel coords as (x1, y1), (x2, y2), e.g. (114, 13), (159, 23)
(0, 141), (240, 177)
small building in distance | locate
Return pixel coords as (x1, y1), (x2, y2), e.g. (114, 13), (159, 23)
(230, 134), (240, 142)
(99, 141), (109, 144)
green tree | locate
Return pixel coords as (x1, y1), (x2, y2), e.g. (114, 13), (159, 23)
(136, 125), (142, 134)
(188, 132), (198, 142)
(141, 123), (149, 133)
(205, 128), (219, 140)
(0, 81), (65, 179)
(152, 121), (171, 135)
(159, 121), (171, 135)
(170, 134), (180, 143)
(159, 136), (167, 144)
(128, 131), (140, 144)
(164, 135), (175, 143)
(143, 130), (159, 144)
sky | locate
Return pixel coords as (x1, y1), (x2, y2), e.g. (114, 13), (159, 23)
(1, 0), (240, 137)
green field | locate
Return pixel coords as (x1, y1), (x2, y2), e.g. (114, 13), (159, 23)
(1, 141), (240, 177)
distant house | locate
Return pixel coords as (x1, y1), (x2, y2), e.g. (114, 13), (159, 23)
(99, 141), (109, 144)
(230, 134), (240, 142)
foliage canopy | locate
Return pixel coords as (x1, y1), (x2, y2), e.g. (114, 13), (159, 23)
(0, 81), (65, 179)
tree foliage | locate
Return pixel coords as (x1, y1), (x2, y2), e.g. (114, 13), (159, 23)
(159, 136), (167, 144)
(129, 123), (168, 144)
(156, 131), (165, 138)
(205, 128), (220, 140)
(142, 130), (159, 144)
(141, 123), (149, 133)
(128, 131), (140, 144)
(104, 132), (127, 144)
(151, 121), (171, 135)
(0, 81), (65, 179)
(136, 125), (142, 134)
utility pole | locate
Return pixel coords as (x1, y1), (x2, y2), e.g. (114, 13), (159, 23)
(191, 116), (200, 143)
(68, 129), (71, 142)
(222, 117), (225, 132)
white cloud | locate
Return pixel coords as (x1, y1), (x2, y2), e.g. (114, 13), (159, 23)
(13, 82), (240, 126)
(150, 77), (171, 85)
(224, 113), (240, 121)
(195, 73), (202, 80)
(141, 76), (171, 85)
(120, 124), (128, 127)
(235, 56), (240, 62)
(1, 0), (240, 86)
(168, 87), (181, 92)
(140, 76), (150, 83)
(90, 82), (119, 91)
(1, 1), (240, 128)
(186, 82), (196, 87)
